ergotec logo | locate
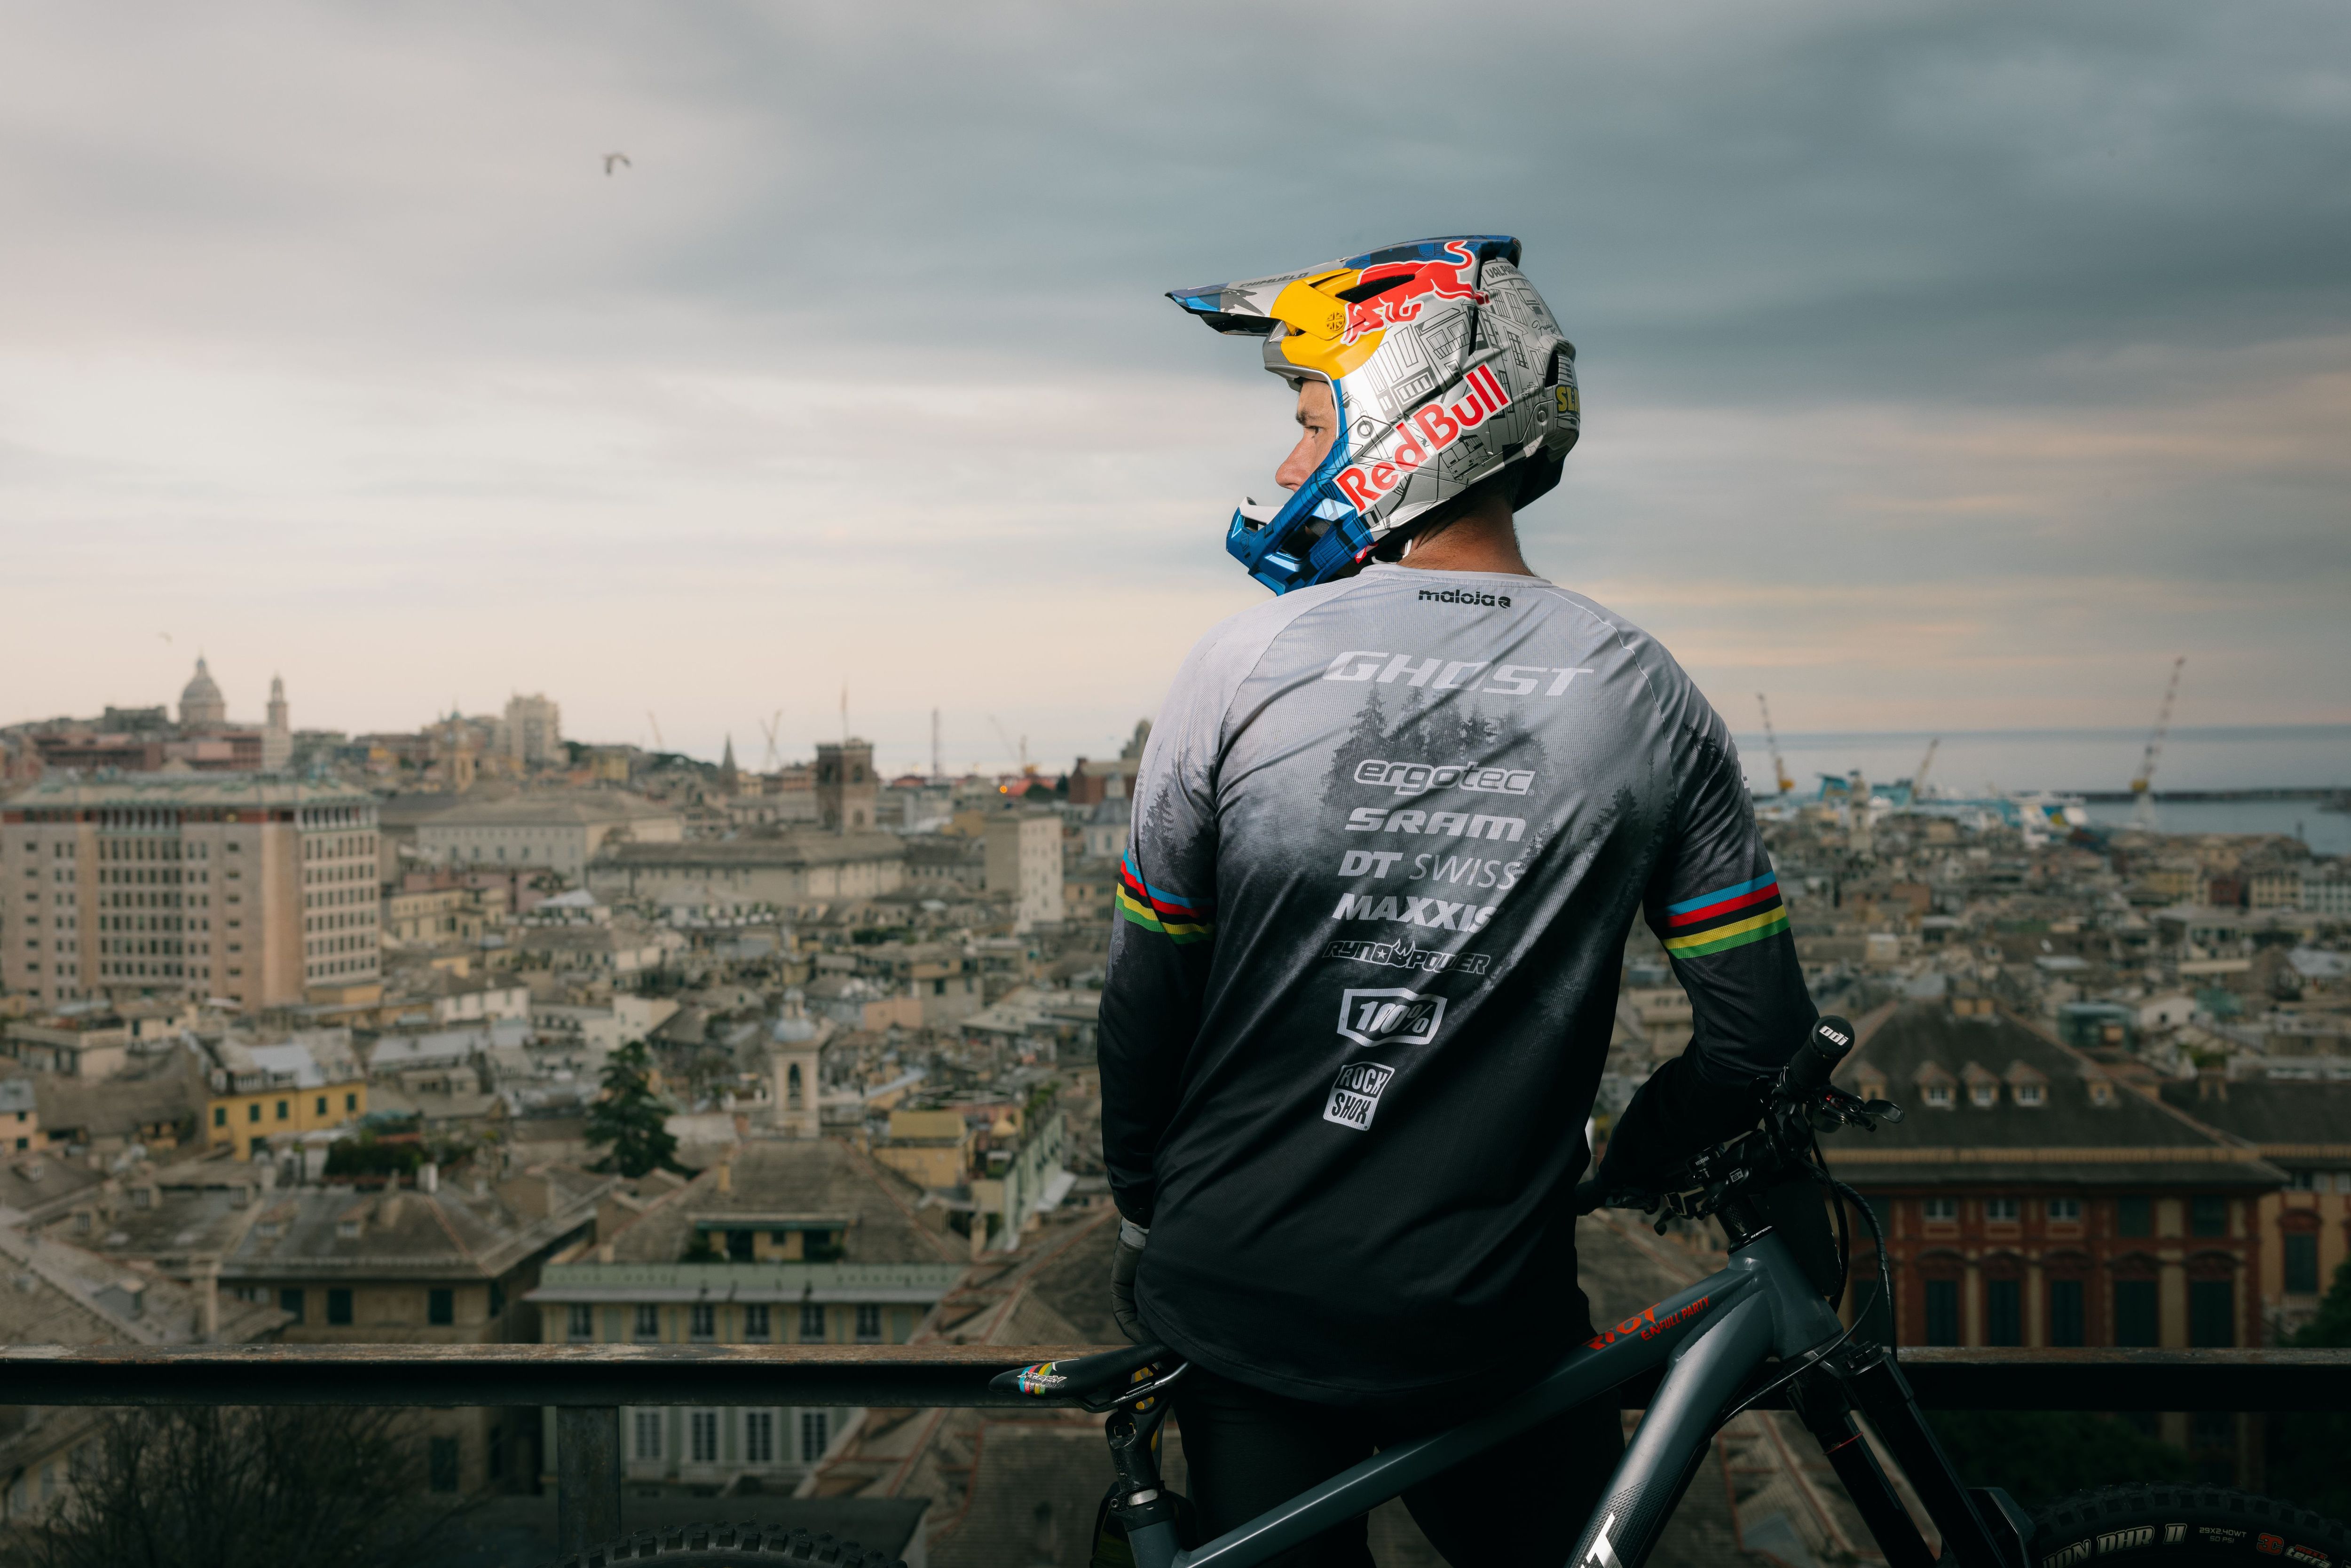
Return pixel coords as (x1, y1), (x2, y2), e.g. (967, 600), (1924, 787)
(1355, 758), (1534, 798)
(1338, 987), (1446, 1048)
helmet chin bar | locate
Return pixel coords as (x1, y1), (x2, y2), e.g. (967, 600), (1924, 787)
(1223, 383), (1378, 594)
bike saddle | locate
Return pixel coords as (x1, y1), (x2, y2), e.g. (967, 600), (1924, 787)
(990, 1343), (1182, 1410)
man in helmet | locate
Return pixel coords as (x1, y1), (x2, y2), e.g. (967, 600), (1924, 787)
(1099, 237), (1816, 1565)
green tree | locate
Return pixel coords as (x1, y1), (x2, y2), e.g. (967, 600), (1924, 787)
(1, 1406), (457, 1568)
(1926, 1410), (2192, 1510)
(586, 1040), (678, 1178)
(2268, 1256), (2351, 1518)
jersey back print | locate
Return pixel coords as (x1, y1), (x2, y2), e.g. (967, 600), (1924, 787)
(1098, 565), (1813, 1405)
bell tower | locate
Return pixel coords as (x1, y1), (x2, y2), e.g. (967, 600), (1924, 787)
(815, 739), (877, 833)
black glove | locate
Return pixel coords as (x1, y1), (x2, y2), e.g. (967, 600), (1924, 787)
(1109, 1218), (1147, 1343)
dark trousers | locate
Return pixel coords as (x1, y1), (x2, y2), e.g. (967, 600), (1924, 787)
(1172, 1365), (1624, 1568)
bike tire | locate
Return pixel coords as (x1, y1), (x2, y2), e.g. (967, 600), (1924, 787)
(544, 1522), (907, 1568)
(2031, 1485), (2351, 1568)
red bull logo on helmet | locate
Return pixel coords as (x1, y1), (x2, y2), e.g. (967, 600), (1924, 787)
(1334, 363), (1512, 513)
(1341, 240), (1490, 345)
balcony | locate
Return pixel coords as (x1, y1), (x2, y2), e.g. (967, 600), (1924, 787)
(5, 1342), (2348, 1560)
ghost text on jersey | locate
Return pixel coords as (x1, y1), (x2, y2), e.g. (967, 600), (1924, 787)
(1324, 651), (1594, 696)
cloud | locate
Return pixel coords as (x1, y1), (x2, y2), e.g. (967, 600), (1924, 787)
(0, 0), (2344, 764)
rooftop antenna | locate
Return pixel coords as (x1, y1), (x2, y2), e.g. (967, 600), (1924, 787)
(931, 708), (943, 783)
(2130, 655), (2186, 828)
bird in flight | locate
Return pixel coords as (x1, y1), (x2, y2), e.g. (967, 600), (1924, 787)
(604, 152), (631, 175)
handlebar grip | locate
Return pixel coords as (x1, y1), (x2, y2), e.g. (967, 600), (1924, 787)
(1784, 1015), (1856, 1096)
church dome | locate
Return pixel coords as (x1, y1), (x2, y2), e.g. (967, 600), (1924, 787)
(178, 657), (228, 729)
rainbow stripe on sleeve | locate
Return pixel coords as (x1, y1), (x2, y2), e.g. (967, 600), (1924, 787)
(1661, 873), (1790, 958)
(1117, 851), (1215, 945)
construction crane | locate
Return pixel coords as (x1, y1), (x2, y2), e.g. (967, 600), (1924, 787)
(986, 715), (1036, 779)
(931, 708), (943, 782)
(758, 711), (782, 772)
(646, 711), (665, 754)
(1755, 693), (1794, 796)
(1911, 737), (1940, 803)
(2130, 656), (2186, 827)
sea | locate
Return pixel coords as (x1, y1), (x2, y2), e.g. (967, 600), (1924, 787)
(1729, 725), (2351, 855)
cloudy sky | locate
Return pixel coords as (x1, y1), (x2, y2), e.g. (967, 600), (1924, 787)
(3, 1), (2345, 772)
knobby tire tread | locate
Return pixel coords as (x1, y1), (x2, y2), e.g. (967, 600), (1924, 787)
(542, 1521), (907, 1568)
(2030, 1484), (2351, 1568)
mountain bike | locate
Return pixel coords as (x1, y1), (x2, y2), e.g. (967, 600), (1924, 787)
(544, 1017), (2351, 1568)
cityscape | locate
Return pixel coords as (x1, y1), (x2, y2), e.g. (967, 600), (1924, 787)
(0, 657), (2343, 1564)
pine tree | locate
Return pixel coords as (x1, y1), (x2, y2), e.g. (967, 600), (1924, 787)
(586, 1040), (679, 1179)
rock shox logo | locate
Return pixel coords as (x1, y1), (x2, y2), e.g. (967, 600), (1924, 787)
(1337, 987), (1445, 1047)
(1354, 759), (1535, 798)
(1322, 1061), (1396, 1131)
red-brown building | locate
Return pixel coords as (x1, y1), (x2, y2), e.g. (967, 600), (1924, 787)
(1828, 999), (2282, 1481)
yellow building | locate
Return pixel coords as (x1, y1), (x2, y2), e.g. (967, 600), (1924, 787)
(203, 1035), (369, 1159)
(868, 1108), (973, 1190)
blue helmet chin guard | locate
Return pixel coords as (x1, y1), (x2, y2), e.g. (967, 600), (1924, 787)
(1169, 235), (1579, 595)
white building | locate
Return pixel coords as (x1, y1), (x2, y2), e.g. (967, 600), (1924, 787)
(413, 791), (682, 881)
(986, 813), (1065, 931)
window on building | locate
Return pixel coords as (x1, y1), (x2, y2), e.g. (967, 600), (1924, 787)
(428, 1289), (455, 1326)
(2286, 1232), (2321, 1295)
(326, 1288), (354, 1326)
(635, 1304), (660, 1341)
(213, 1106), (227, 1127)
(568, 1304), (595, 1341)
(689, 1304), (716, 1342)
(248, 1103), (261, 1123)
(1922, 1198), (1957, 1223)
(345, 1092), (357, 1111)
(276, 1099), (289, 1121)
(2114, 1280), (2159, 1347)
(727, 1229), (755, 1262)
(1924, 1280), (1960, 1347)
(1984, 1198), (2020, 1223)
(744, 1410), (774, 1465)
(800, 1411), (830, 1463)
(1985, 1279), (2022, 1346)
(427, 1437), (460, 1493)
(2117, 1197), (2153, 1237)
(279, 1287), (305, 1324)
(800, 1302), (828, 1342)
(2048, 1280), (2085, 1347)
(489, 1281), (505, 1317)
(2190, 1279), (2234, 1347)
(744, 1304), (772, 1341)
(855, 1304), (883, 1343)
(689, 1411), (719, 1464)
(2190, 1196), (2227, 1238)
(2013, 1083), (2044, 1107)
(633, 1411), (663, 1461)
(315, 1096), (326, 1115)
(2047, 1197), (2083, 1223)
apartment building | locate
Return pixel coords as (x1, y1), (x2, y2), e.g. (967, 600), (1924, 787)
(0, 777), (379, 1010)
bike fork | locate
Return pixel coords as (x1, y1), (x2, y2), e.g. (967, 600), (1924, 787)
(1835, 1347), (2029, 1568)
(1787, 1371), (1936, 1568)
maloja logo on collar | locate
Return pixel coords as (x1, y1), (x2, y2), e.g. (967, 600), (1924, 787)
(1335, 364), (1513, 512)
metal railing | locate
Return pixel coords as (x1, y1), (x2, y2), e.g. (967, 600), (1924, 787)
(8, 1344), (2348, 1556)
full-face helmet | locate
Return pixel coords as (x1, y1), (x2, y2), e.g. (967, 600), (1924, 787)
(1168, 235), (1578, 594)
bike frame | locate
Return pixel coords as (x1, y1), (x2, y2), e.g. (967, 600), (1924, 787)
(1110, 1224), (2028, 1568)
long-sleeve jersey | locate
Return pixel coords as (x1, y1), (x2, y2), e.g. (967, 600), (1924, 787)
(1099, 564), (1815, 1406)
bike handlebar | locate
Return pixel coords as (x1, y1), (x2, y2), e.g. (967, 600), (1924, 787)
(1783, 1014), (1856, 1098)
